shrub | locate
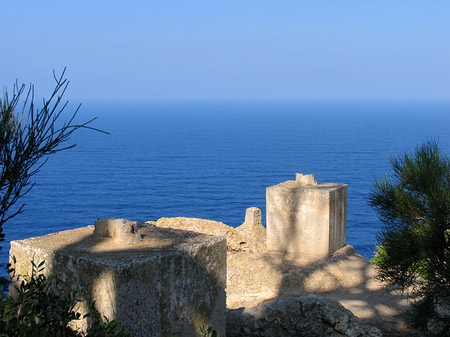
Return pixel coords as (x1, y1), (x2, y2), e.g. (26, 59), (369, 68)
(369, 140), (450, 335)
(0, 259), (131, 337)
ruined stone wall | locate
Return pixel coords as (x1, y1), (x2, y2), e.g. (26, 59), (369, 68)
(9, 220), (227, 337)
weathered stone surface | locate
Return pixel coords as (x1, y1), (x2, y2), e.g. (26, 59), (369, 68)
(9, 222), (227, 337)
(434, 295), (450, 320)
(296, 173), (318, 186)
(94, 218), (145, 244)
(226, 295), (381, 337)
(427, 295), (450, 336)
(8, 172), (417, 335)
(266, 173), (347, 259)
(151, 211), (266, 253)
(234, 207), (266, 253)
(151, 217), (243, 251)
(226, 245), (382, 309)
(226, 244), (413, 334)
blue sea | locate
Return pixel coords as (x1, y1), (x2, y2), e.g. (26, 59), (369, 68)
(1, 100), (450, 276)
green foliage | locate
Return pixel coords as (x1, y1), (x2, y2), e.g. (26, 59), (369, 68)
(85, 311), (132, 337)
(369, 139), (450, 333)
(199, 325), (217, 337)
(0, 260), (131, 337)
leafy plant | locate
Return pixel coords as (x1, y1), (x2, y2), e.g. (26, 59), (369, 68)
(0, 259), (131, 337)
(369, 139), (450, 335)
(199, 325), (217, 337)
(85, 310), (132, 337)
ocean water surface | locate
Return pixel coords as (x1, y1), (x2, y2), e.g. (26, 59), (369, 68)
(2, 100), (450, 274)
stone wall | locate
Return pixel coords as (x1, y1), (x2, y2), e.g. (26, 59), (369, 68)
(9, 219), (227, 337)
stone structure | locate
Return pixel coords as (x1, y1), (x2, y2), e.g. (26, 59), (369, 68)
(10, 175), (410, 335)
(9, 219), (227, 337)
(266, 173), (348, 260)
(148, 215), (407, 335)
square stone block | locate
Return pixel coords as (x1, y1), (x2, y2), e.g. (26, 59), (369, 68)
(266, 176), (347, 259)
(9, 220), (227, 337)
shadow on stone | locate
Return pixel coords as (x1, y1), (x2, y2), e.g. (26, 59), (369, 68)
(226, 294), (382, 337)
(9, 219), (227, 337)
(225, 173), (417, 336)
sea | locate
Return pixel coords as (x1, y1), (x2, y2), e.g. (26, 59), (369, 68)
(1, 100), (450, 277)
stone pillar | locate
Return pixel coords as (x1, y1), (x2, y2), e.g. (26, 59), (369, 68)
(234, 207), (267, 253)
(9, 219), (227, 337)
(266, 174), (347, 259)
(244, 207), (262, 227)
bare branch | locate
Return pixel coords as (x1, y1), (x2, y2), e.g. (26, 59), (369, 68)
(0, 69), (108, 246)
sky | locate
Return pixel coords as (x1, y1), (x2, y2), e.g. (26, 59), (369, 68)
(2, 1), (450, 101)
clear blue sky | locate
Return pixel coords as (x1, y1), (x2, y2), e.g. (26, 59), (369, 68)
(2, 1), (450, 101)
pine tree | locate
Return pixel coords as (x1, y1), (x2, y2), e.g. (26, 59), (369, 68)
(369, 139), (450, 334)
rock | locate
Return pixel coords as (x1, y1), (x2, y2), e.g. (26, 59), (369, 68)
(427, 295), (450, 336)
(150, 217), (245, 251)
(226, 295), (381, 337)
(435, 295), (450, 319)
(151, 209), (266, 253)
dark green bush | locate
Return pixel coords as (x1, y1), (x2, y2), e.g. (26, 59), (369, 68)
(0, 259), (131, 337)
(369, 140), (450, 335)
